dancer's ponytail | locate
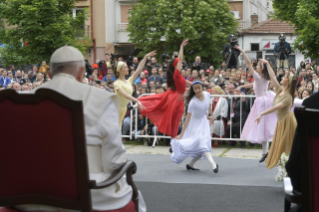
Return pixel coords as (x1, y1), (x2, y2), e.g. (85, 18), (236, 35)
(166, 59), (176, 91)
(288, 75), (298, 106)
(260, 61), (275, 80)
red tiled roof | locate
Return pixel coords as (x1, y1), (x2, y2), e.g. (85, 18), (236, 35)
(241, 18), (295, 34)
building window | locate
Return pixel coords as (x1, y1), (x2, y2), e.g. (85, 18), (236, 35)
(251, 44), (260, 51)
(72, 9), (86, 37)
(72, 8), (83, 18)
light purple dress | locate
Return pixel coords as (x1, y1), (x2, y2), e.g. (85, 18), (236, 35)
(241, 71), (277, 143)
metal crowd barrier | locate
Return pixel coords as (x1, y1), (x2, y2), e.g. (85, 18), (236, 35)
(121, 101), (134, 140)
(122, 93), (258, 147)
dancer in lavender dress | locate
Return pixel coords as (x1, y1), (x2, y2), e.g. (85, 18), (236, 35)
(235, 46), (277, 163)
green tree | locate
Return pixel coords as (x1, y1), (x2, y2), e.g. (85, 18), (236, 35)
(127, 0), (238, 67)
(0, 0), (91, 66)
(273, 0), (319, 58)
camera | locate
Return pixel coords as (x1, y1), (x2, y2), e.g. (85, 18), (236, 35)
(127, 56), (133, 67)
(277, 34), (288, 55)
(279, 34), (286, 43)
(229, 35), (240, 55)
(224, 34), (240, 69)
(111, 53), (117, 64)
(161, 53), (170, 62)
(85, 59), (93, 76)
(19, 78), (26, 85)
(98, 60), (105, 69)
(229, 35), (238, 48)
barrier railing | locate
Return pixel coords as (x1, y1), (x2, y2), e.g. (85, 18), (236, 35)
(122, 93), (257, 147)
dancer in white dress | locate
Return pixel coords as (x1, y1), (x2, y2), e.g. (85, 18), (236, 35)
(170, 80), (219, 173)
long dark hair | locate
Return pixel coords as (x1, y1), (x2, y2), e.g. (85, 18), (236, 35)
(306, 81), (314, 94)
(186, 80), (202, 104)
(132, 84), (138, 98)
(166, 59), (177, 91)
(276, 74), (298, 107)
(289, 76), (299, 106)
(259, 61), (275, 80)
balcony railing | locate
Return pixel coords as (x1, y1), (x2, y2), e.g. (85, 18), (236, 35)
(237, 21), (252, 30)
(84, 25), (90, 38)
(118, 22), (249, 32)
(118, 23), (128, 32)
(76, 25), (90, 38)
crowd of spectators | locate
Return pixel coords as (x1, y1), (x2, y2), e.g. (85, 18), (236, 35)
(1, 56), (317, 147)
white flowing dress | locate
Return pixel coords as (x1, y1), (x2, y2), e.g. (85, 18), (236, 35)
(171, 91), (212, 163)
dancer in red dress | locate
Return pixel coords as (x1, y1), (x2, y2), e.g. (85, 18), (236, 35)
(139, 39), (189, 138)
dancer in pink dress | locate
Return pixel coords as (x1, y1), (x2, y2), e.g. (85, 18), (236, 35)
(235, 46), (277, 163)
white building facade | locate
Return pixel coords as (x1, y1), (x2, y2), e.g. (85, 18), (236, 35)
(228, 0), (269, 29)
(237, 18), (303, 70)
(104, 0), (272, 58)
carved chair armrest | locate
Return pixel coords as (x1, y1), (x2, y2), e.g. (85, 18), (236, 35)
(89, 160), (139, 212)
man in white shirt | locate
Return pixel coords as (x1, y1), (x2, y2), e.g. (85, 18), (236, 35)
(16, 46), (146, 212)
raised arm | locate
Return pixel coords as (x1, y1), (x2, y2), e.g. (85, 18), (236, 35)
(176, 39), (189, 71)
(235, 45), (254, 76)
(132, 51), (157, 81)
(236, 83), (253, 90)
(255, 103), (285, 124)
(259, 59), (280, 89)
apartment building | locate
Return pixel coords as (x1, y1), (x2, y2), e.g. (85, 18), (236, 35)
(78, 0), (273, 64)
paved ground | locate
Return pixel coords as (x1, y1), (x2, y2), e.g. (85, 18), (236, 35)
(125, 144), (264, 159)
(127, 154), (282, 187)
(136, 182), (284, 212)
(126, 146), (285, 212)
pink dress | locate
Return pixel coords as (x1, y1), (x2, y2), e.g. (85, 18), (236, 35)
(241, 71), (277, 143)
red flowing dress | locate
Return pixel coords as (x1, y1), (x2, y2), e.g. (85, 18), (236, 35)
(139, 69), (186, 138)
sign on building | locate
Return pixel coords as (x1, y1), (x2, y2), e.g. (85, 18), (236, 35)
(261, 40), (293, 50)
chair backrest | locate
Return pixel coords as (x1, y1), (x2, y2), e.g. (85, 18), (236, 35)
(295, 106), (319, 212)
(0, 89), (92, 212)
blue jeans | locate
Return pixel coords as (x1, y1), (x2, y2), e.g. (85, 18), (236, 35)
(131, 130), (142, 140)
(152, 126), (163, 136)
(122, 117), (131, 135)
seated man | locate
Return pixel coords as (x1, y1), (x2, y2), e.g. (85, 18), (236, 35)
(16, 46), (146, 212)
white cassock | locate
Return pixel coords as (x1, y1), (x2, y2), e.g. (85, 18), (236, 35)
(210, 97), (228, 137)
(291, 97), (304, 112)
(15, 73), (146, 212)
